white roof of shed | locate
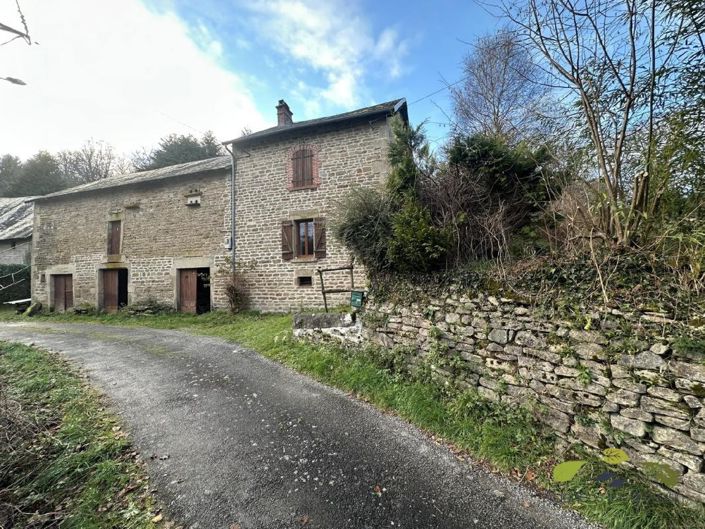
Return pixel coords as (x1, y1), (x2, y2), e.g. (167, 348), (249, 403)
(0, 197), (33, 240)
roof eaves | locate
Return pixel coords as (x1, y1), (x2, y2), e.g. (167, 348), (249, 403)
(224, 98), (407, 146)
(31, 157), (231, 203)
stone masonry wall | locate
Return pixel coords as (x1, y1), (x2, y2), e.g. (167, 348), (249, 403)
(31, 170), (231, 310)
(343, 287), (705, 504)
(0, 237), (31, 266)
(232, 118), (392, 312)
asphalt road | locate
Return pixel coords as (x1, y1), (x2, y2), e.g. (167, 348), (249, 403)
(0, 322), (598, 529)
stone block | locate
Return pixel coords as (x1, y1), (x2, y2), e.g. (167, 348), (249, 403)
(607, 389), (641, 407)
(641, 396), (690, 420)
(646, 386), (682, 403)
(652, 426), (703, 455)
(650, 343), (670, 355)
(568, 329), (608, 345)
(670, 362), (705, 384)
(611, 414), (647, 437)
(621, 407), (653, 422)
(574, 343), (606, 361)
(654, 415), (691, 431)
(657, 447), (703, 472)
(535, 406), (571, 433)
(691, 428), (705, 443)
(525, 347), (561, 365)
(555, 366), (580, 377)
(612, 378), (647, 393)
(684, 395), (703, 409)
(514, 330), (547, 348)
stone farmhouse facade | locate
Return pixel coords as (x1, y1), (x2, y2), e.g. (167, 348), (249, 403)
(30, 99), (407, 313)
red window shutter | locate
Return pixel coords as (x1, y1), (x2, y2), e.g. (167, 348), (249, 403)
(314, 218), (326, 259)
(281, 220), (294, 260)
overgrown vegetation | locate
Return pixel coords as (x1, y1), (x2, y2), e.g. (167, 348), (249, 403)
(335, 0), (705, 312)
(0, 342), (163, 528)
(0, 264), (30, 303)
(3, 310), (703, 529)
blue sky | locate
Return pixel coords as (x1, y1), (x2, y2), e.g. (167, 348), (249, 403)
(148, 0), (500, 144)
(1, 0), (500, 158)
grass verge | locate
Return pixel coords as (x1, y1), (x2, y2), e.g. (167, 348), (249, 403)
(3, 309), (705, 529)
(0, 341), (166, 529)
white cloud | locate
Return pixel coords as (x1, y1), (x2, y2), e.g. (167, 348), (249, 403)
(0, 0), (267, 159)
(241, 0), (410, 109)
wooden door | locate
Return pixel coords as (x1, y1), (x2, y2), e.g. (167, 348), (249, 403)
(52, 274), (73, 312)
(64, 275), (73, 310)
(102, 269), (119, 313)
(179, 269), (197, 313)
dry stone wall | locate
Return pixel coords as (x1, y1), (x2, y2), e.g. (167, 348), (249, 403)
(340, 286), (705, 504)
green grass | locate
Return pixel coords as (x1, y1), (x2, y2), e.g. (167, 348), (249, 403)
(4, 309), (705, 529)
(0, 341), (162, 529)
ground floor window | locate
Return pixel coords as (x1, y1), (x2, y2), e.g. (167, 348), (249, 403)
(296, 219), (315, 257)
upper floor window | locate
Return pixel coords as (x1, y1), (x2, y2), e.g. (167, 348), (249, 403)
(287, 144), (320, 190)
(292, 148), (314, 188)
(107, 220), (122, 255)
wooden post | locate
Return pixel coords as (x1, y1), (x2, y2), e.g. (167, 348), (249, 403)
(317, 268), (328, 313)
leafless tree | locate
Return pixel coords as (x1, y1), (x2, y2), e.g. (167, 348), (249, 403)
(57, 140), (131, 184)
(450, 30), (548, 144)
(498, 0), (684, 246)
(1, 0), (31, 85)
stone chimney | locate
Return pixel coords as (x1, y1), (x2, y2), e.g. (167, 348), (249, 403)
(276, 99), (293, 127)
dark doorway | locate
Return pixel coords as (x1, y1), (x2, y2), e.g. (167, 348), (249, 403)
(179, 268), (210, 314)
(102, 268), (128, 313)
(52, 274), (73, 312)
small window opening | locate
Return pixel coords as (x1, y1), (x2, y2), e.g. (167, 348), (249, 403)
(297, 276), (313, 287)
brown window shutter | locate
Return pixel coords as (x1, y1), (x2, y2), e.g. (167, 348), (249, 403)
(292, 150), (303, 187)
(108, 221), (121, 254)
(281, 220), (294, 260)
(303, 150), (313, 185)
(314, 218), (326, 258)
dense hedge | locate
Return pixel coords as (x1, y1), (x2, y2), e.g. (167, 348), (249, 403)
(0, 264), (30, 303)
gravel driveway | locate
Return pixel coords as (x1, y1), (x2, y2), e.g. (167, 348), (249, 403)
(0, 322), (598, 529)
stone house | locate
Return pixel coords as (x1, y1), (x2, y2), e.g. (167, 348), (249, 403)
(30, 98), (407, 313)
(0, 197), (33, 266)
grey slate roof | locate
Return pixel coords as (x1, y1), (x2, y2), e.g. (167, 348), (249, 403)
(224, 98), (407, 146)
(0, 197), (34, 240)
(32, 156), (231, 202)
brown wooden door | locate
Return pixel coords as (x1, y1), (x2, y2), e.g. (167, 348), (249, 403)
(64, 275), (73, 310)
(179, 269), (197, 313)
(102, 269), (119, 313)
(52, 275), (73, 312)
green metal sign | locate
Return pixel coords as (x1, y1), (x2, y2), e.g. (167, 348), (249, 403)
(350, 290), (365, 308)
